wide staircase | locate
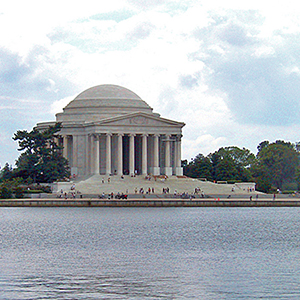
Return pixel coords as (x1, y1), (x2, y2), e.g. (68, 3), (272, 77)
(73, 175), (254, 197)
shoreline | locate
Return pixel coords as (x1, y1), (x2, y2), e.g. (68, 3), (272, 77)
(1, 198), (300, 207)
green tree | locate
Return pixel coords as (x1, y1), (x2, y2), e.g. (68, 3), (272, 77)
(257, 141), (269, 154)
(209, 146), (255, 182)
(184, 154), (213, 180)
(0, 185), (12, 199)
(295, 166), (300, 190)
(0, 163), (13, 182)
(253, 140), (299, 190)
(13, 123), (70, 183)
(184, 146), (255, 182)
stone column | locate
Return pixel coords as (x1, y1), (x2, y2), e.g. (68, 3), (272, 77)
(63, 136), (68, 159)
(117, 134), (123, 176)
(90, 135), (95, 174)
(85, 135), (90, 175)
(142, 134), (148, 175)
(106, 133), (112, 175)
(175, 134), (183, 176)
(88, 134), (93, 175)
(153, 134), (160, 175)
(129, 133), (135, 176)
(164, 134), (172, 176)
(94, 135), (100, 175)
(174, 136), (178, 173)
(70, 135), (78, 177)
(72, 135), (78, 167)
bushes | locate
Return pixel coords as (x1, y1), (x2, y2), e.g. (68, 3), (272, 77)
(26, 184), (52, 193)
(15, 187), (24, 198)
(40, 185), (52, 193)
(0, 180), (52, 199)
(0, 186), (12, 199)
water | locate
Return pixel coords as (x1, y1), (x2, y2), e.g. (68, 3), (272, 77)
(0, 207), (299, 299)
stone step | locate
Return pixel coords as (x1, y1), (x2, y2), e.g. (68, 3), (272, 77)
(72, 175), (255, 196)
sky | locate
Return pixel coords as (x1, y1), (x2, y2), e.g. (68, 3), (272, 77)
(1, 0), (300, 167)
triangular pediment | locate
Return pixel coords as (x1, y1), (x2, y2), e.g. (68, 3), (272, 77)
(87, 112), (185, 128)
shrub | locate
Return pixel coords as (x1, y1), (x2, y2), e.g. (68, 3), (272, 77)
(15, 187), (24, 198)
(0, 186), (12, 199)
(41, 185), (52, 193)
(282, 190), (297, 194)
(23, 189), (43, 194)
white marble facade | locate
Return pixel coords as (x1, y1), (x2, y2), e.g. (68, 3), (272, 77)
(37, 85), (185, 178)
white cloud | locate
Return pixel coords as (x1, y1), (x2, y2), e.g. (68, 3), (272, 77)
(2, 0), (300, 166)
(50, 95), (76, 114)
(183, 134), (228, 160)
(253, 46), (275, 57)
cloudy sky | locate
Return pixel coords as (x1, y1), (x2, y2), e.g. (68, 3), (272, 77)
(1, 0), (300, 167)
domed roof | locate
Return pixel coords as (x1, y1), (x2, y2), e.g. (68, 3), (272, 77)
(75, 84), (142, 101)
(65, 84), (151, 110)
(57, 84), (153, 123)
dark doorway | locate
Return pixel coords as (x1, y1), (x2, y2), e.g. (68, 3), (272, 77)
(123, 135), (129, 175)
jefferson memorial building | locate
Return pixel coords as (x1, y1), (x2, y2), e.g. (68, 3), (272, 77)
(37, 84), (185, 178)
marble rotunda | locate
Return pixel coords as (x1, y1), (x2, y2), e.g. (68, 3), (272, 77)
(37, 84), (185, 178)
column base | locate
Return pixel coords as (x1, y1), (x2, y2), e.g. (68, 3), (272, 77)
(175, 167), (183, 176)
(152, 167), (160, 176)
(164, 167), (173, 176)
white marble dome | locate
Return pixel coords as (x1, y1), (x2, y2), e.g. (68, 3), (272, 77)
(75, 84), (142, 101)
(57, 84), (153, 123)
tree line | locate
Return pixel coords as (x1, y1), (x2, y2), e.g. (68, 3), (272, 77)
(1, 122), (299, 195)
(0, 123), (70, 198)
(183, 141), (300, 193)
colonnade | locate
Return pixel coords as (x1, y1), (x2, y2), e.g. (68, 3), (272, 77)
(62, 133), (183, 177)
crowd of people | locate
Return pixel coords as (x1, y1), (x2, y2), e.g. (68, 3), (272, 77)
(57, 177), (204, 200)
(56, 188), (82, 199)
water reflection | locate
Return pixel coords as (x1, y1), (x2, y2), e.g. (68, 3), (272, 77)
(0, 207), (300, 299)
(1, 274), (181, 299)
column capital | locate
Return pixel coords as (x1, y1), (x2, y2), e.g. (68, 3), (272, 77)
(117, 133), (124, 137)
(141, 133), (148, 137)
(92, 133), (100, 140)
(106, 132), (112, 137)
(129, 133), (136, 137)
(163, 134), (172, 142)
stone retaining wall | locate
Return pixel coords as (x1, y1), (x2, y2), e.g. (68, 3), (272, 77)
(1, 199), (300, 207)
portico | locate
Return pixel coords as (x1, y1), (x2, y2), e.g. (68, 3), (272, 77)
(37, 84), (185, 178)
(85, 133), (182, 176)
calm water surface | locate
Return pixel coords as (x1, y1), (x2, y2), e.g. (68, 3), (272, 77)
(0, 207), (299, 299)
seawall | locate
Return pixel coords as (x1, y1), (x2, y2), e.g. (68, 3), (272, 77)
(1, 199), (300, 207)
